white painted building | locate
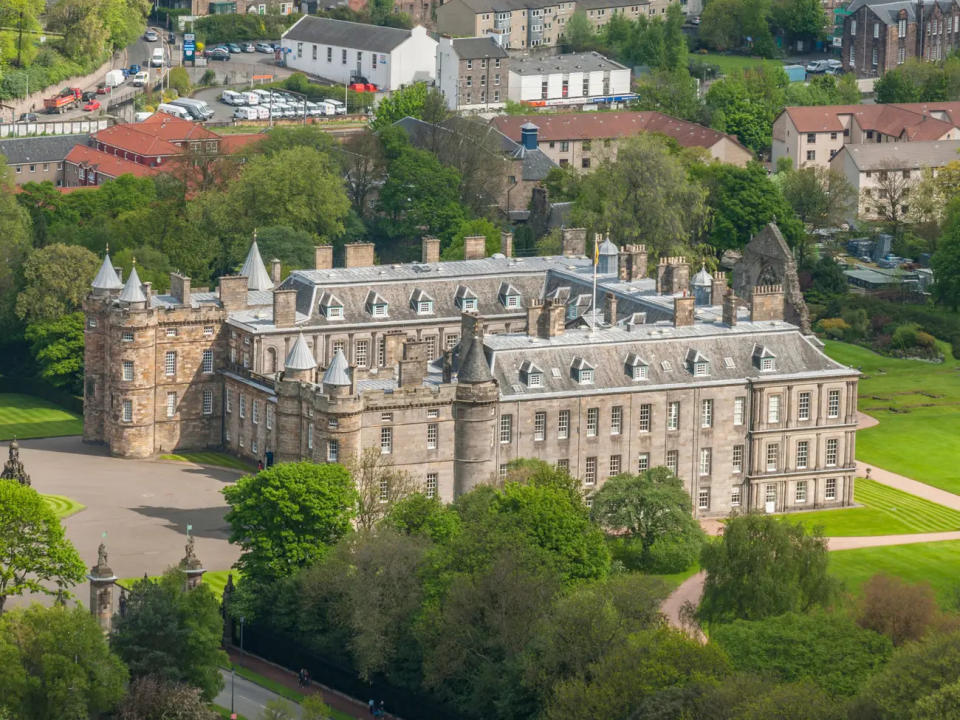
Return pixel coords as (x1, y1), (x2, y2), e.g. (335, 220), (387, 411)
(281, 16), (437, 92)
(507, 51), (633, 109)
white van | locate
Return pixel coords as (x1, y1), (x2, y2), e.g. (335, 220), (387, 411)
(233, 106), (258, 120)
(242, 91), (259, 105)
(255, 105), (270, 120)
(221, 90), (243, 105)
(325, 98), (346, 115)
(156, 103), (191, 120)
(135, 111), (154, 122)
(150, 47), (164, 68)
(252, 89), (271, 103)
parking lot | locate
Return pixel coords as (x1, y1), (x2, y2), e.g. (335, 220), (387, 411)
(191, 84), (348, 123)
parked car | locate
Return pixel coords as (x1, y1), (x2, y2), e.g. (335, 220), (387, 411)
(168, 32), (176, 44)
(805, 60), (830, 73)
(124, 64), (141, 77)
(132, 71), (150, 87)
(150, 47), (164, 68)
(144, 29), (159, 41)
(255, 42), (273, 53)
(204, 47), (231, 61)
(83, 99), (101, 111)
(349, 82), (377, 92)
(18, 112), (39, 122)
(221, 89), (244, 105)
(242, 43), (255, 52)
(233, 106), (258, 120)
(82, 90), (97, 101)
(226, 43), (242, 54)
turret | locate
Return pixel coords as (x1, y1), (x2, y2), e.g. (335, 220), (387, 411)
(239, 238), (274, 292)
(275, 333), (318, 463)
(691, 265), (713, 306)
(453, 323), (498, 497)
(597, 235), (619, 276)
(84, 247), (123, 446)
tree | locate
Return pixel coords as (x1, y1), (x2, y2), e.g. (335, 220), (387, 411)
(14, 243), (100, 324)
(302, 695), (334, 720)
(562, 10), (596, 51)
(253, 226), (321, 271)
(168, 67), (191, 95)
(572, 133), (708, 256)
(633, 69), (703, 121)
(932, 200), (960, 309)
(0, 166), (35, 333)
(222, 462), (357, 590)
(589, 467), (705, 573)
(346, 447), (421, 531)
(431, 117), (509, 215)
(0, 604), (127, 719)
(705, 66), (788, 155)
(781, 166), (857, 229)
(382, 492), (462, 544)
(113, 246), (173, 293)
(0, 480), (85, 613)
(857, 573), (938, 646)
(874, 59), (950, 103)
(23, 312), (85, 394)
(698, 514), (837, 625)
(46, 0), (110, 63)
(810, 255), (848, 296)
(771, 0), (828, 44)
(111, 569), (228, 700)
(117, 676), (218, 720)
(370, 83), (448, 131)
(871, 161), (912, 230)
(733, 681), (845, 720)
(338, 129), (385, 217)
(441, 217), (502, 260)
(711, 610), (892, 696)
(254, 124), (336, 157)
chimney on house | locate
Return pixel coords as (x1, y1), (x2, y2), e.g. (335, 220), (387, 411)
(722, 290), (738, 326)
(422, 236), (440, 264)
(273, 289), (297, 328)
(314, 245), (333, 270)
(270, 258), (282, 285)
(656, 256), (691, 295)
(674, 293), (695, 327)
(500, 231), (513, 258)
(526, 298), (566, 339)
(561, 228), (586, 256)
(463, 235), (486, 260)
(398, 340), (428, 388)
(170, 272), (191, 307)
(750, 285), (785, 322)
(604, 292), (618, 325)
(621, 244), (648, 281)
(344, 242), (375, 268)
(218, 276), (248, 311)
(711, 271), (728, 306)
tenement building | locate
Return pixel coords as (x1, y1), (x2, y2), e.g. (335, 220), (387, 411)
(83, 225), (858, 518)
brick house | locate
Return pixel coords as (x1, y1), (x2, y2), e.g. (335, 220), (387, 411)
(437, 36), (510, 112)
(0, 134), (89, 187)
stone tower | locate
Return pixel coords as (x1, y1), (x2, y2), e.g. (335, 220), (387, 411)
(83, 250), (124, 445)
(87, 541), (116, 632)
(453, 321), (498, 496)
(1, 439), (30, 485)
(275, 333), (318, 463)
(318, 348), (362, 466)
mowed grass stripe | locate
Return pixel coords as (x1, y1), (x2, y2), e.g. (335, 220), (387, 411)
(829, 540), (960, 603)
(796, 478), (960, 536)
(0, 394), (82, 440)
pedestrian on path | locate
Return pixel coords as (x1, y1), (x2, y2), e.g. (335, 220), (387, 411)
(368, 698), (375, 715)
(303, 668), (311, 688)
(297, 668), (305, 687)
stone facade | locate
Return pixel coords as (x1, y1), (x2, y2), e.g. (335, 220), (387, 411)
(85, 227), (856, 518)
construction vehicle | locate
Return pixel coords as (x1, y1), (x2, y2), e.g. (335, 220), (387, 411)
(43, 87), (82, 114)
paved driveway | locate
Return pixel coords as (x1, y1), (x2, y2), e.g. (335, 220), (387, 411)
(11, 436), (242, 608)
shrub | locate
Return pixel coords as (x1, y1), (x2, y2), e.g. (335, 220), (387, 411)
(892, 323), (921, 349)
(199, 69), (216, 86)
(857, 574), (937, 646)
(819, 317), (850, 340)
(168, 67), (191, 96)
(646, 535), (701, 574)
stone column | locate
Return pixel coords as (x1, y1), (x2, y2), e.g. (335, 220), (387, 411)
(221, 572), (236, 646)
(87, 542), (116, 633)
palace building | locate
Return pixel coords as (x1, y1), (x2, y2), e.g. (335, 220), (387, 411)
(83, 225), (858, 517)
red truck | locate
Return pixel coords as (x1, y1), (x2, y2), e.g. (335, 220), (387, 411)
(43, 87), (82, 114)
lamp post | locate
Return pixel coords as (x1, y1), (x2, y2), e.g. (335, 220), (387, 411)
(230, 667), (236, 715)
(239, 616), (245, 652)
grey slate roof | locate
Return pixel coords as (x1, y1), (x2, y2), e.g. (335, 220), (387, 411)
(283, 15), (413, 53)
(240, 241), (274, 292)
(485, 323), (854, 399)
(838, 140), (960, 171)
(92, 252), (124, 291)
(285, 332), (317, 371)
(510, 51), (628, 77)
(0, 133), (89, 165)
(458, 334), (493, 383)
(846, 0), (952, 23)
(119, 265), (146, 303)
(452, 37), (508, 59)
(322, 348), (352, 386)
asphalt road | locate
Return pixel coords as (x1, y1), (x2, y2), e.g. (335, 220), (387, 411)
(217, 668), (302, 719)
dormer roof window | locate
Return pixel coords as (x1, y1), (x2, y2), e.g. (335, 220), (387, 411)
(365, 290), (388, 318)
(319, 291), (344, 320)
(625, 353), (648, 380)
(519, 360), (544, 388)
(571, 356), (594, 385)
(753, 344), (776, 372)
(455, 285), (478, 311)
(686, 349), (710, 377)
(410, 288), (434, 315)
(499, 282), (521, 309)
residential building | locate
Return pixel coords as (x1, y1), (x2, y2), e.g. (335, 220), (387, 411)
(492, 111), (752, 169)
(841, 0), (960, 77)
(771, 101), (960, 169)
(83, 224), (857, 518)
(830, 139), (960, 219)
(437, 36), (510, 112)
(0, 134), (89, 186)
(507, 51), (633, 108)
(63, 144), (158, 187)
(280, 16), (437, 90)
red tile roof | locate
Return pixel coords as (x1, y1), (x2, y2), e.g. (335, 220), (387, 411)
(140, 111), (220, 141)
(91, 124), (182, 157)
(64, 145), (157, 179)
(216, 133), (265, 153)
(491, 111), (747, 151)
(784, 103), (960, 139)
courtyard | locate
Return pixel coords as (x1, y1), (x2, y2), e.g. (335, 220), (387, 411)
(13, 435), (242, 608)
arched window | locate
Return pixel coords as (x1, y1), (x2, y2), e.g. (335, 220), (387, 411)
(265, 347), (277, 374)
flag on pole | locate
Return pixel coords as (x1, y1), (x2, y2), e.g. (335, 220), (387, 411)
(594, 238), (600, 266)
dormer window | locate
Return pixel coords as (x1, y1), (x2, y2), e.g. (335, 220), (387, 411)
(625, 353), (648, 381)
(455, 285), (478, 311)
(571, 357), (594, 385)
(686, 349), (710, 377)
(365, 290), (388, 318)
(499, 282), (521, 309)
(520, 360), (544, 388)
(753, 344), (776, 372)
(327, 306), (343, 319)
(410, 288), (434, 315)
(319, 291), (344, 320)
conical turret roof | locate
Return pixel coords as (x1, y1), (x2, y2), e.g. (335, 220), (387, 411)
(240, 240), (273, 292)
(92, 251), (123, 291)
(322, 348), (351, 386)
(285, 332), (317, 372)
(458, 334), (493, 384)
(118, 264), (146, 303)
(692, 265), (713, 286)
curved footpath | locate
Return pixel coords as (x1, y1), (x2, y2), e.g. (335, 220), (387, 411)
(662, 411), (960, 636)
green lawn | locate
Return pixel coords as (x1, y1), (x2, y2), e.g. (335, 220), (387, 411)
(792, 478), (960, 537)
(158, 451), (253, 472)
(830, 539), (960, 605)
(0, 393), (82, 440)
(42, 494), (85, 519)
(693, 52), (786, 75)
(649, 562), (702, 589)
(118, 569), (240, 598)
(823, 341), (960, 495)
(213, 704), (248, 720)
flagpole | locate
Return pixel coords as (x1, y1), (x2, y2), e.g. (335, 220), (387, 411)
(591, 233), (599, 334)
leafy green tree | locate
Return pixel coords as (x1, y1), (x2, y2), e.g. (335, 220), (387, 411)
(781, 165), (857, 229)
(705, 66), (788, 154)
(168, 66), (191, 95)
(254, 124), (336, 157)
(301, 695), (334, 720)
(573, 133), (708, 256)
(222, 462), (357, 590)
(260, 698), (299, 720)
(933, 200), (960, 310)
(875, 59), (949, 103)
(712, 610), (892, 696)
(23, 312), (85, 394)
(810, 255), (848, 296)
(0, 605), (127, 719)
(441, 217), (502, 260)
(913, 680), (960, 720)
(111, 569), (228, 700)
(117, 676), (218, 720)
(701, 0), (775, 54)
(0, 480), (85, 613)
(562, 10), (596, 51)
(734, 681), (845, 720)
(543, 165), (583, 202)
(254, 226), (322, 271)
(590, 467), (705, 573)
(771, 0), (828, 44)
(0, 164), (34, 333)
(662, 4), (688, 71)
(382, 493), (462, 544)
(633, 68), (703, 121)
(370, 82), (448, 130)
(698, 514), (837, 625)
(545, 627), (731, 720)
(14, 243), (99, 324)
(113, 246), (173, 293)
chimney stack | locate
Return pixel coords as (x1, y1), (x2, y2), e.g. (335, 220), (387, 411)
(750, 285), (785, 322)
(711, 271), (728, 306)
(273, 289), (297, 328)
(170, 272), (191, 306)
(422, 236), (440, 264)
(604, 292), (618, 325)
(270, 258), (282, 285)
(463, 235), (486, 260)
(398, 340), (428, 388)
(500, 231), (513, 258)
(218, 276), (248, 311)
(344, 242), (375, 268)
(722, 290), (738, 326)
(315, 245), (333, 270)
(561, 228), (586, 256)
(674, 294), (695, 327)
(656, 256), (691, 295)
(621, 244), (648, 281)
